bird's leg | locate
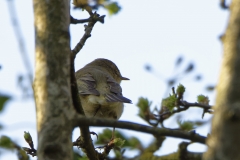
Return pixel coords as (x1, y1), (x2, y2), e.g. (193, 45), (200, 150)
(88, 105), (101, 139)
(111, 127), (115, 140)
(110, 114), (117, 141)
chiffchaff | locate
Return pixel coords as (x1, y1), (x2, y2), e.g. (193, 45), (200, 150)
(76, 58), (131, 123)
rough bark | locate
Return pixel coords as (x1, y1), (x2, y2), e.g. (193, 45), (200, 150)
(204, 0), (240, 159)
(33, 0), (75, 159)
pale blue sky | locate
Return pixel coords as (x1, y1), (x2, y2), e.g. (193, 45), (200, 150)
(0, 0), (229, 159)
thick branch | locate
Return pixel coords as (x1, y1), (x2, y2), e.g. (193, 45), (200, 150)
(73, 116), (206, 144)
(33, 1), (74, 160)
(204, 0), (240, 159)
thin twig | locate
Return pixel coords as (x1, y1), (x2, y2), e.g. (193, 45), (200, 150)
(7, 0), (33, 82)
(158, 100), (213, 118)
(22, 147), (37, 157)
(180, 101), (212, 110)
(70, 15), (91, 24)
(220, 0), (229, 9)
(71, 12), (105, 57)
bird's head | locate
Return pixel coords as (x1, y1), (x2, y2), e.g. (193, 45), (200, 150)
(87, 58), (129, 82)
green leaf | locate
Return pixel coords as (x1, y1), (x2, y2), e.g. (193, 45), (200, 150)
(24, 131), (33, 144)
(104, 2), (121, 15)
(0, 94), (10, 112)
(114, 149), (122, 158)
(113, 138), (125, 148)
(0, 136), (15, 150)
(136, 97), (152, 120)
(95, 129), (111, 144)
(177, 120), (194, 131)
(127, 137), (141, 149)
(161, 95), (177, 112)
(137, 97), (152, 111)
(176, 84), (185, 95)
(95, 129), (142, 150)
(73, 150), (86, 160)
(197, 94), (209, 105)
(177, 120), (204, 131)
(18, 149), (29, 160)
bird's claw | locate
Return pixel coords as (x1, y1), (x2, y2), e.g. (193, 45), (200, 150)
(90, 131), (98, 139)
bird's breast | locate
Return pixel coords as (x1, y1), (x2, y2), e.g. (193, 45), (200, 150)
(88, 94), (107, 105)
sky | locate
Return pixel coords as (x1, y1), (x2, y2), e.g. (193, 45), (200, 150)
(0, 0), (229, 159)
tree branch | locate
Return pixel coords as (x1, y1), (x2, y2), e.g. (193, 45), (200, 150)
(33, 0), (74, 159)
(70, 54), (98, 160)
(73, 115), (206, 144)
(159, 100), (213, 118)
(180, 100), (212, 110)
(136, 141), (203, 160)
(220, 0), (229, 9)
(204, 0), (240, 159)
(71, 12), (105, 58)
(70, 15), (91, 24)
(70, 11), (105, 160)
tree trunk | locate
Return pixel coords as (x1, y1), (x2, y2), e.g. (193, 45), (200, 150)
(33, 1), (74, 159)
(204, 0), (240, 159)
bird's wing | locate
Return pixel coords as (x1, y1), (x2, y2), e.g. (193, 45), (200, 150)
(77, 73), (100, 95)
(105, 76), (132, 103)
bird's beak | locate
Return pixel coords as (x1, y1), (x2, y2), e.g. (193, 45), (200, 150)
(121, 76), (130, 80)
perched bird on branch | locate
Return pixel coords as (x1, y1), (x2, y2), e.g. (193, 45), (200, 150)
(76, 58), (131, 125)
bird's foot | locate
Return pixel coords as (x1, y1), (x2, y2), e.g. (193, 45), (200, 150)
(90, 131), (98, 139)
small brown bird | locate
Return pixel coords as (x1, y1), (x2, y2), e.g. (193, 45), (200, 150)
(76, 58), (131, 122)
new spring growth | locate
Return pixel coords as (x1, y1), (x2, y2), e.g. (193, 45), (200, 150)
(177, 120), (195, 131)
(162, 95), (177, 112)
(197, 95), (210, 105)
(137, 97), (152, 120)
(24, 131), (33, 146)
(176, 84), (185, 96)
(113, 138), (125, 148)
(137, 97), (151, 112)
(0, 136), (14, 149)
